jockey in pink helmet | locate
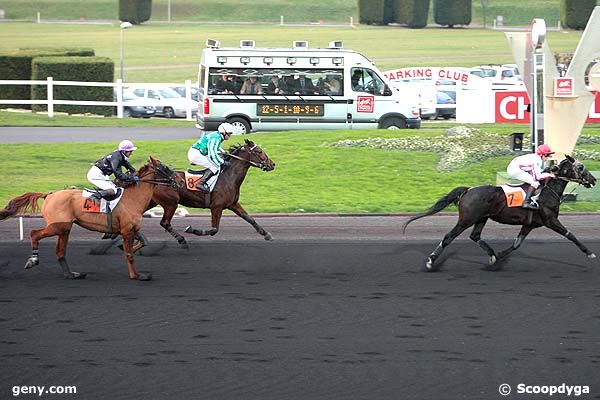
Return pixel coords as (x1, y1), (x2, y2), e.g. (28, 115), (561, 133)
(506, 144), (555, 209)
(87, 139), (139, 201)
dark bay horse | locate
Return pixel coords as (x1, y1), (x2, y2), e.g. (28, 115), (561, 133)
(0, 157), (178, 280)
(403, 155), (597, 271)
(150, 139), (275, 246)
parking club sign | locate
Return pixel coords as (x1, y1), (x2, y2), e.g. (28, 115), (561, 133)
(554, 77), (574, 97)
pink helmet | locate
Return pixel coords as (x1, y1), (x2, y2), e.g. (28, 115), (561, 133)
(118, 139), (137, 152)
(536, 144), (553, 156)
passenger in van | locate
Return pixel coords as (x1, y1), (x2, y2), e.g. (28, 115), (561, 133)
(267, 75), (286, 95)
(215, 74), (235, 94)
(240, 76), (263, 94)
(322, 75), (341, 95)
(293, 74), (318, 95)
(187, 122), (234, 192)
(351, 69), (363, 91)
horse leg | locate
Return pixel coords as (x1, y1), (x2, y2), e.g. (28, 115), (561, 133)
(159, 205), (188, 249)
(131, 231), (149, 254)
(25, 222), (67, 270)
(427, 222), (472, 271)
(469, 218), (498, 265)
(122, 231), (152, 281)
(185, 207), (223, 236)
(497, 225), (534, 260)
(229, 202), (273, 240)
(545, 219), (596, 259)
(56, 229), (86, 279)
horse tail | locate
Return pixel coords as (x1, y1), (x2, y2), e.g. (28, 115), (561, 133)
(402, 186), (470, 233)
(0, 192), (49, 221)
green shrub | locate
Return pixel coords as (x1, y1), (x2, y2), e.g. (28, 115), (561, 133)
(31, 56), (114, 116)
(560, 0), (597, 30)
(397, 0), (430, 28)
(0, 48), (95, 110)
(119, 0), (153, 24)
(358, 0), (386, 25)
(434, 0), (472, 27)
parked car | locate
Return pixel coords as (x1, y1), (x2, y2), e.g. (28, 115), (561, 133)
(474, 64), (522, 84)
(113, 90), (156, 118)
(170, 85), (200, 101)
(130, 86), (198, 118)
(435, 90), (456, 120)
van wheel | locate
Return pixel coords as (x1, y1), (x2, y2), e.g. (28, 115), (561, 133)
(227, 117), (251, 134)
(163, 107), (175, 118)
(381, 117), (407, 130)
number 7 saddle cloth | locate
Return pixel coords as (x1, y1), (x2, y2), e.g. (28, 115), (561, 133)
(500, 185), (526, 208)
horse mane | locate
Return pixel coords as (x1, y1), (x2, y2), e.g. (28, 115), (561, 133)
(226, 140), (255, 159)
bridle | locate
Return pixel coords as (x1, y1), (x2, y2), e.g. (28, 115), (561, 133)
(137, 161), (182, 189)
(554, 159), (594, 187)
(224, 144), (272, 171)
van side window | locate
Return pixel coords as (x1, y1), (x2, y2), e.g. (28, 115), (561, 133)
(352, 68), (391, 96)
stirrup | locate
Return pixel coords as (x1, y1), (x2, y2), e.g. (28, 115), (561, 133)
(522, 201), (539, 210)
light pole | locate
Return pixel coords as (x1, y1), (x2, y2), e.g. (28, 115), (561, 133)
(119, 21), (133, 83)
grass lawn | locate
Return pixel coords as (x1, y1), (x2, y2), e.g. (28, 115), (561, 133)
(2, 124), (600, 214)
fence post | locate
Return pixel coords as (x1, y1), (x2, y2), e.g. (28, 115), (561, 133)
(280, 15), (284, 26)
(47, 77), (54, 118)
(185, 79), (193, 120)
(116, 79), (124, 118)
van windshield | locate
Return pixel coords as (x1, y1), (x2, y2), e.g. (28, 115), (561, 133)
(206, 68), (344, 96)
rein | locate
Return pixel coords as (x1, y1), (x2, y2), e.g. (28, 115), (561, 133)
(223, 151), (263, 168)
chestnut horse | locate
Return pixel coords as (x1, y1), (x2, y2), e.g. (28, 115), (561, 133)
(403, 156), (597, 271)
(148, 139), (275, 247)
(0, 157), (178, 281)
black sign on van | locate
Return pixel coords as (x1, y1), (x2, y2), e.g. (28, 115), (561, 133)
(257, 103), (325, 116)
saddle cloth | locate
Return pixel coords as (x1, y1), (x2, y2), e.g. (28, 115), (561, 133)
(82, 189), (123, 213)
(185, 169), (220, 192)
(500, 185), (525, 208)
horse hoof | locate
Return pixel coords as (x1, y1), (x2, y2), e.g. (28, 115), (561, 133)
(24, 257), (39, 269)
(136, 273), (152, 281)
(425, 258), (439, 272)
(178, 241), (189, 249)
(184, 226), (193, 233)
(264, 233), (273, 241)
(65, 272), (86, 279)
(588, 253), (596, 259)
(489, 254), (497, 265)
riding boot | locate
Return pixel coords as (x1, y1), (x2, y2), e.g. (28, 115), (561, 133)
(522, 186), (539, 210)
(90, 189), (115, 201)
(195, 170), (215, 193)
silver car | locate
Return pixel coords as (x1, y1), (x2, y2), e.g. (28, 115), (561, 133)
(130, 86), (198, 118)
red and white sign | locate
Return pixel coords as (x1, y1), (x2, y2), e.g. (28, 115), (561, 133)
(382, 67), (474, 85)
(357, 96), (374, 113)
(554, 77), (574, 96)
(495, 90), (600, 123)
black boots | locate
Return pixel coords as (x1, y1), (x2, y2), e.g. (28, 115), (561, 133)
(195, 170), (215, 193)
(523, 186), (540, 210)
(90, 189), (115, 201)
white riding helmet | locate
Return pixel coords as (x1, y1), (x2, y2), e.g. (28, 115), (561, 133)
(118, 139), (137, 152)
(218, 122), (235, 135)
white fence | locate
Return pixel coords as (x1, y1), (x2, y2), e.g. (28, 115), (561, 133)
(0, 78), (196, 120)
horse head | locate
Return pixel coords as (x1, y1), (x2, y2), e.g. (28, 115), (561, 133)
(228, 140), (275, 171)
(556, 155), (597, 188)
(136, 157), (181, 188)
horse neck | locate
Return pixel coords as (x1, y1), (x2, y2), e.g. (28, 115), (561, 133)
(121, 179), (156, 213)
(545, 177), (568, 195)
(224, 158), (251, 186)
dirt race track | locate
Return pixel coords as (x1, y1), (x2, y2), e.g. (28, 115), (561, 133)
(1, 215), (600, 399)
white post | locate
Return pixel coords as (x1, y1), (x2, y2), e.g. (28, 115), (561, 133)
(37, 12), (40, 23)
(116, 79), (124, 118)
(168, 0), (171, 23)
(19, 217), (23, 241)
(280, 15), (284, 26)
(47, 77), (54, 118)
(185, 79), (193, 120)
(350, 16), (353, 26)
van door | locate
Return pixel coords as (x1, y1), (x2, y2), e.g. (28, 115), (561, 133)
(348, 67), (394, 129)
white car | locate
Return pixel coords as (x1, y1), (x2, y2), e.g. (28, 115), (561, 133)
(130, 86), (198, 118)
(474, 65), (522, 84)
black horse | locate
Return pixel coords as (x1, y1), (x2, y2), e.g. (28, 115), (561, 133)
(403, 155), (597, 271)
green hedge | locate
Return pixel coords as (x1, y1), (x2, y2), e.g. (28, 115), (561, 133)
(119, 0), (153, 24)
(31, 56), (114, 116)
(560, 0), (597, 30)
(383, 0), (396, 24)
(397, 0), (430, 28)
(0, 48), (94, 110)
(358, 0), (386, 25)
(434, 0), (471, 27)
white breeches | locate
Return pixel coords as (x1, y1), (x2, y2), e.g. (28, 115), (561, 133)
(188, 147), (219, 173)
(506, 164), (539, 188)
(87, 166), (118, 192)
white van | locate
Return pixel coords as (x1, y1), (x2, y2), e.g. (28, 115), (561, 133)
(195, 39), (421, 133)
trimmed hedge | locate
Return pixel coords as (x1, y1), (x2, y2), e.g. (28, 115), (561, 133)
(31, 56), (114, 116)
(119, 0), (153, 25)
(396, 0), (430, 28)
(0, 48), (94, 110)
(560, 0), (596, 30)
(434, 0), (472, 27)
(358, 0), (386, 25)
